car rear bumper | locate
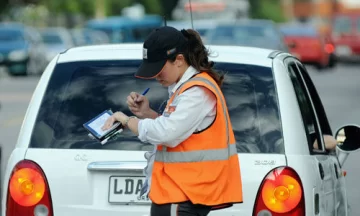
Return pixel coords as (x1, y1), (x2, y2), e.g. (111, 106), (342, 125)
(335, 44), (360, 59)
(52, 204), (252, 216)
(336, 55), (360, 63)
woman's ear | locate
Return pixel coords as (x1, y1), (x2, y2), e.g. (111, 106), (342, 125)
(175, 54), (185, 67)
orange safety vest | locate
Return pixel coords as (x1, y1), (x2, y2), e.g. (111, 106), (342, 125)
(149, 72), (243, 208)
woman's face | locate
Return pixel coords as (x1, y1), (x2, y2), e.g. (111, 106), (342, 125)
(156, 54), (188, 87)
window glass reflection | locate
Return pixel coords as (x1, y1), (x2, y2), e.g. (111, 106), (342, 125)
(30, 60), (283, 153)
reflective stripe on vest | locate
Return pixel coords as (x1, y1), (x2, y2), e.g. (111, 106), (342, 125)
(155, 76), (236, 163)
(155, 144), (237, 163)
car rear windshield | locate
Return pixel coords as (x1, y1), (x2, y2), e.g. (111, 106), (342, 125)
(41, 33), (64, 45)
(0, 29), (24, 42)
(280, 27), (317, 37)
(29, 60), (284, 154)
(333, 16), (352, 33)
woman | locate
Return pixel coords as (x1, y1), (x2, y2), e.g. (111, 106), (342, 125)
(102, 26), (243, 216)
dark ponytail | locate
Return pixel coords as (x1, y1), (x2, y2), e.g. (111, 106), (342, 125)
(171, 29), (225, 86)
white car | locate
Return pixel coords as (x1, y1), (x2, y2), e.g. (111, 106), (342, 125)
(2, 44), (360, 216)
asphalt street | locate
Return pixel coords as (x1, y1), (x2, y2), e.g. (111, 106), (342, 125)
(0, 63), (360, 213)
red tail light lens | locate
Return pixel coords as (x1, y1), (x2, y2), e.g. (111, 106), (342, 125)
(6, 160), (53, 216)
(253, 167), (305, 216)
(325, 44), (335, 53)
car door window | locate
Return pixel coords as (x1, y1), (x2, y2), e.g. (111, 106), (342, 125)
(295, 63), (332, 136)
(286, 60), (326, 153)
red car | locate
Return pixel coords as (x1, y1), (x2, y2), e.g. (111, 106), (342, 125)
(280, 25), (334, 70)
(331, 12), (360, 62)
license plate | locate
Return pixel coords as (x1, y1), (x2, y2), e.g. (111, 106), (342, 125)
(108, 176), (151, 204)
(336, 46), (351, 56)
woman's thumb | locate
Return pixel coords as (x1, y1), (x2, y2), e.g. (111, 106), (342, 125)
(136, 95), (144, 102)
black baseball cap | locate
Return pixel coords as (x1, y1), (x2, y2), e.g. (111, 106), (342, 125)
(135, 26), (188, 79)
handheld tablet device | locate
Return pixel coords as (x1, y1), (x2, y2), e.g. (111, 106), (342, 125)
(83, 109), (123, 144)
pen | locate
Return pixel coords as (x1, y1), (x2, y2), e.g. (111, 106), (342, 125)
(136, 88), (150, 103)
(142, 87), (150, 96)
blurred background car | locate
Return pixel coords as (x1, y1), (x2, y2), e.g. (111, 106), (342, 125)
(0, 23), (47, 76)
(167, 19), (217, 42)
(70, 28), (110, 47)
(85, 13), (163, 44)
(40, 27), (75, 63)
(331, 12), (360, 62)
(205, 19), (289, 52)
(172, 0), (249, 20)
(280, 24), (336, 70)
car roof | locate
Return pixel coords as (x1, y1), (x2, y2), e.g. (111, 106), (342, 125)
(168, 19), (218, 29)
(86, 15), (163, 28)
(57, 44), (274, 67)
(215, 19), (276, 27)
(0, 23), (26, 31)
(279, 24), (318, 35)
(40, 27), (69, 32)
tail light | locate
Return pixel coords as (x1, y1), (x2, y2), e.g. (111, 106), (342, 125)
(325, 44), (335, 53)
(253, 167), (305, 216)
(6, 160), (53, 216)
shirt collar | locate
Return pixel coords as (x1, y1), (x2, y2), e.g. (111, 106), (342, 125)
(168, 66), (198, 96)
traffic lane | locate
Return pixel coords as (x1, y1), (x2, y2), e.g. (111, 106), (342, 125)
(307, 63), (360, 214)
(0, 76), (39, 187)
(0, 103), (26, 189)
(308, 63), (360, 127)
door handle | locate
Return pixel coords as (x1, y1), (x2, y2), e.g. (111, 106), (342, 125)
(318, 163), (324, 180)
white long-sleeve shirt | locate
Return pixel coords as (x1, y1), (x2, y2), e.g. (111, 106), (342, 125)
(137, 66), (217, 194)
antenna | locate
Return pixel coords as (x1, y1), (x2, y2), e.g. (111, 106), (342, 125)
(188, 0), (194, 29)
(163, 15), (167, 26)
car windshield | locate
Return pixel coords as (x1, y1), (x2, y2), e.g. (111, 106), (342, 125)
(0, 29), (24, 42)
(206, 24), (280, 49)
(333, 16), (352, 33)
(41, 33), (64, 45)
(30, 60), (284, 154)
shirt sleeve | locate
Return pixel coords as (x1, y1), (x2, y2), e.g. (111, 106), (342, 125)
(137, 86), (216, 147)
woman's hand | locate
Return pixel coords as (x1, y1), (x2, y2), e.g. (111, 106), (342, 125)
(101, 111), (128, 131)
(126, 92), (152, 119)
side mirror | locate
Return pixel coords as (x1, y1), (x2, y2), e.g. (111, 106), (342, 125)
(335, 124), (360, 166)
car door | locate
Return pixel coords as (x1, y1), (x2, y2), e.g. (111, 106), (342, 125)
(295, 62), (348, 216)
(285, 58), (336, 215)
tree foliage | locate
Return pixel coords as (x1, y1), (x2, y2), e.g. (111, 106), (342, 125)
(248, 0), (286, 22)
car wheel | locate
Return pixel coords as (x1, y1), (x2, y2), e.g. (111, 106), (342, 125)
(328, 54), (337, 68)
(316, 63), (326, 71)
